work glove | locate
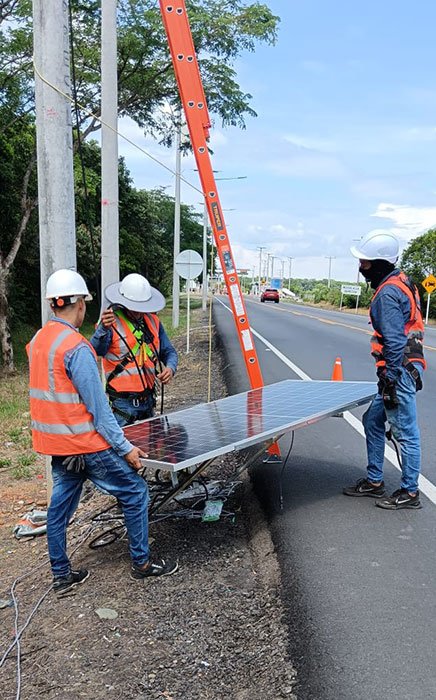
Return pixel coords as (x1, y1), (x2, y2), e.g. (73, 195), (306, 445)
(62, 455), (86, 473)
(377, 374), (399, 410)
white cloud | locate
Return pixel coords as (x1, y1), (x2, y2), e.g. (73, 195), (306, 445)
(284, 133), (336, 152)
(371, 202), (436, 241)
(398, 126), (436, 142)
(209, 130), (229, 148)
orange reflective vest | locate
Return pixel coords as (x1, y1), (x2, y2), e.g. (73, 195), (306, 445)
(370, 272), (426, 370)
(102, 311), (160, 394)
(26, 321), (110, 456)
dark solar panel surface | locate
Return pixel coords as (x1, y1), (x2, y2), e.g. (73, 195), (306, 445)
(124, 379), (376, 472)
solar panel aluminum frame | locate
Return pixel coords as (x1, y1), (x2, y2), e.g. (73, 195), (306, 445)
(125, 380), (377, 474)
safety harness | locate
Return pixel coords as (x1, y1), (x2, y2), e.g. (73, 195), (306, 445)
(105, 310), (159, 404)
(370, 272), (426, 389)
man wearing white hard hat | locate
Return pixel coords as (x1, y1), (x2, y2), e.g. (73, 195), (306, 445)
(90, 273), (178, 426)
(343, 231), (426, 509)
(27, 269), (178, 594)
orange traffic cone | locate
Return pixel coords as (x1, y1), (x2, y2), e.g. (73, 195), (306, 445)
(331, 357), (343, 381)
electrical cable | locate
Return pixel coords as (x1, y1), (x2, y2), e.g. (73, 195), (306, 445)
(142, 316), (165, 415)
(278, 432), (295, 511)
(32, 61), (204, 196)
(385, 427), (402, 467)
(0, 522), (94, 700)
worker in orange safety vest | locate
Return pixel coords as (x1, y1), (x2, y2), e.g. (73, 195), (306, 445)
(27, 269), (178, 595)
(90, 273), (178, 426)
(343, 231), (426, 510)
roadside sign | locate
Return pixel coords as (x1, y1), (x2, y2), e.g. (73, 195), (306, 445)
(270, 277), (282, 290)
(341, 284), (361, 296)
(175, 249), (203, 280)
(422, 274), (436, 295)
(340, 284), (361, 313)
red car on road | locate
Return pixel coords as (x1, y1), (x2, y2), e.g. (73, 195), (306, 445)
(260, 288), (279, 303)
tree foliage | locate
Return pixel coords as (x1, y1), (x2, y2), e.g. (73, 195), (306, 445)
(401, 229), (436, 319)
(400, 229), (436, 281)
(0, 0), (279, 371)
(1, 0), (279, 141)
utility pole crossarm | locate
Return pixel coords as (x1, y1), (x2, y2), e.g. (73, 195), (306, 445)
(159, 0), (264, 389)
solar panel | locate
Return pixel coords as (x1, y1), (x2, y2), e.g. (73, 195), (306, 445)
(124, 379), (376, 472)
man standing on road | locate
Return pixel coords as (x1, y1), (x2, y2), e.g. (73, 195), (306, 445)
(90, 273), (178, 426)
(27, 269), (178, 595)
(343, 231), (426, 509)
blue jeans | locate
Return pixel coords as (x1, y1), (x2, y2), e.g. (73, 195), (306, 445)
(47, 449), (149, 577)
(363, 364), (423, 493)
(112, 395), (154, 427)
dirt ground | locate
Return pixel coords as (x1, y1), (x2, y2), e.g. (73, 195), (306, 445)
(0, 311), (297, 699)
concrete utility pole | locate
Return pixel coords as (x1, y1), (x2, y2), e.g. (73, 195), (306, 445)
(287, 257), (293, 290)
(33, 0), (76, 326)
(280, 259), (285, 280)
(172, 120), (182, 328)
(325, 256), (336, 288)
(271, 256), (275, 279)
(266, 253), (271, 285)
(257, 246), (265, 292)
(101, 0), (119, 300)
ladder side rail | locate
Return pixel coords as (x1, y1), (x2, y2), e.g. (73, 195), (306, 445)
(159, 0), (264, 389)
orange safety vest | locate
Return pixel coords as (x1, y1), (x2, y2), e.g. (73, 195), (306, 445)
(102, 311), (160, 394)
(26, 321), (110, 456)
(370, 271), (426, 370)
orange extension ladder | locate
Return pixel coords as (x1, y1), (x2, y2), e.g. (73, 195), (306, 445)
(159, 1), (280, 457)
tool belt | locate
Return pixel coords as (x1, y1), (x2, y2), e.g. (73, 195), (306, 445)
(107, 387), (154, 402)
(403, 358), (423, 391)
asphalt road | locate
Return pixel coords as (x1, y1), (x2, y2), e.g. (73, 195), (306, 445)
(213, 295), (436, 700)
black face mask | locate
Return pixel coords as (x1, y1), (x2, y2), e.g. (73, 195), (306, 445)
(359, 259), (395, 289)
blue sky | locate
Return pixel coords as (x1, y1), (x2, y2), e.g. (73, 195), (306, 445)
(118, 0), (436, 282)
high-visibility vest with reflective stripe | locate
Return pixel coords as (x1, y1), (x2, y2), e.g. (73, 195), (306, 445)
(102, 311), (160, 393)
(370, 271), (426, 370)
(26, 321), (110, 455)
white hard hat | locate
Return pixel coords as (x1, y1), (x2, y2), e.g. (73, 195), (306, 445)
(45, 269), (92, 301)
(350, 231), (399, 264)
(104, 273), (165, 313)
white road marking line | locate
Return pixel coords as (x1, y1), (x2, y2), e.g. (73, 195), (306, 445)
(216, 297), (436, 505)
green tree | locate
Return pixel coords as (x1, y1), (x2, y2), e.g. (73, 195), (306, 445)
(401, 229), (436, 320)
(2, 1), (279, 141)
(400, 229), (436, 281)
(0, 0), (279, 371)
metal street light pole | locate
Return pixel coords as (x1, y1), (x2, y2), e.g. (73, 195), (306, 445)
(172, 119), (181, 328)
(287, 257), (293, 290)
(257, 246), (265, 294)
(325, 256), (336, 288)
